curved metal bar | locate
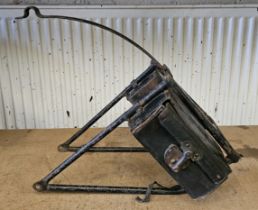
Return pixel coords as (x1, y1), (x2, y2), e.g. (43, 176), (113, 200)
(15, 6), (159, 64)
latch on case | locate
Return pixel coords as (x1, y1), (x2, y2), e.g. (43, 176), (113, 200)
(164, 144), (194, 172)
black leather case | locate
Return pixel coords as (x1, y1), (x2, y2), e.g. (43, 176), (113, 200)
(126, 65), (240, 198)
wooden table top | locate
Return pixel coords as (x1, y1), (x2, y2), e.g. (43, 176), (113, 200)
(0, 126), (257, 210)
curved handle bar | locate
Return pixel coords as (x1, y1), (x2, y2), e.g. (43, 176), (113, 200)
(15, 6), (160, 64)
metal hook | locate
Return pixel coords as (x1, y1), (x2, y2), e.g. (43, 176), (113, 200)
(15, 6), (160, 64)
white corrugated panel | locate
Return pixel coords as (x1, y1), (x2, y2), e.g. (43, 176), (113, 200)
(0, 6), (258, 129)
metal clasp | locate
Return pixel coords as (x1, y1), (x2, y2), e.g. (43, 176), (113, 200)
(164, 144), (194, 173)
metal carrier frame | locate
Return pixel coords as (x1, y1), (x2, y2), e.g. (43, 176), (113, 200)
(15, 7), (241, 201)
(15, 7), (187, 201)
(35, 65), (186, 200)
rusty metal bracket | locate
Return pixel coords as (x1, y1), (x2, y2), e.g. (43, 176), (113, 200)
(30, 76), (185, 199)
(14, 7), (186, 200)
(15, 6), (241, 201)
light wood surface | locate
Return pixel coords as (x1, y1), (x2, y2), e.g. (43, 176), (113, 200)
(0, 126), (257, 210)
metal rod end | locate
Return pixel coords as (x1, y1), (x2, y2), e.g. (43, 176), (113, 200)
(57, 144), (68, 152)
(33, 181), (47, 192)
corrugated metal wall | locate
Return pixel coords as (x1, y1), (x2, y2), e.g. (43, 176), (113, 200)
(0, 6), (258, 129)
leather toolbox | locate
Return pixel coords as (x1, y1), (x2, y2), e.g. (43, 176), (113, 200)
(127, 64), (241, 198)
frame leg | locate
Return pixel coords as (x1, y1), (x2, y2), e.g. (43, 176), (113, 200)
(64, 146), (148, 152)
(43, 184), (185, 195)
(58, 64), (157, 153)
(58, 85), (130, 152)
(33, 82), (169, 193)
